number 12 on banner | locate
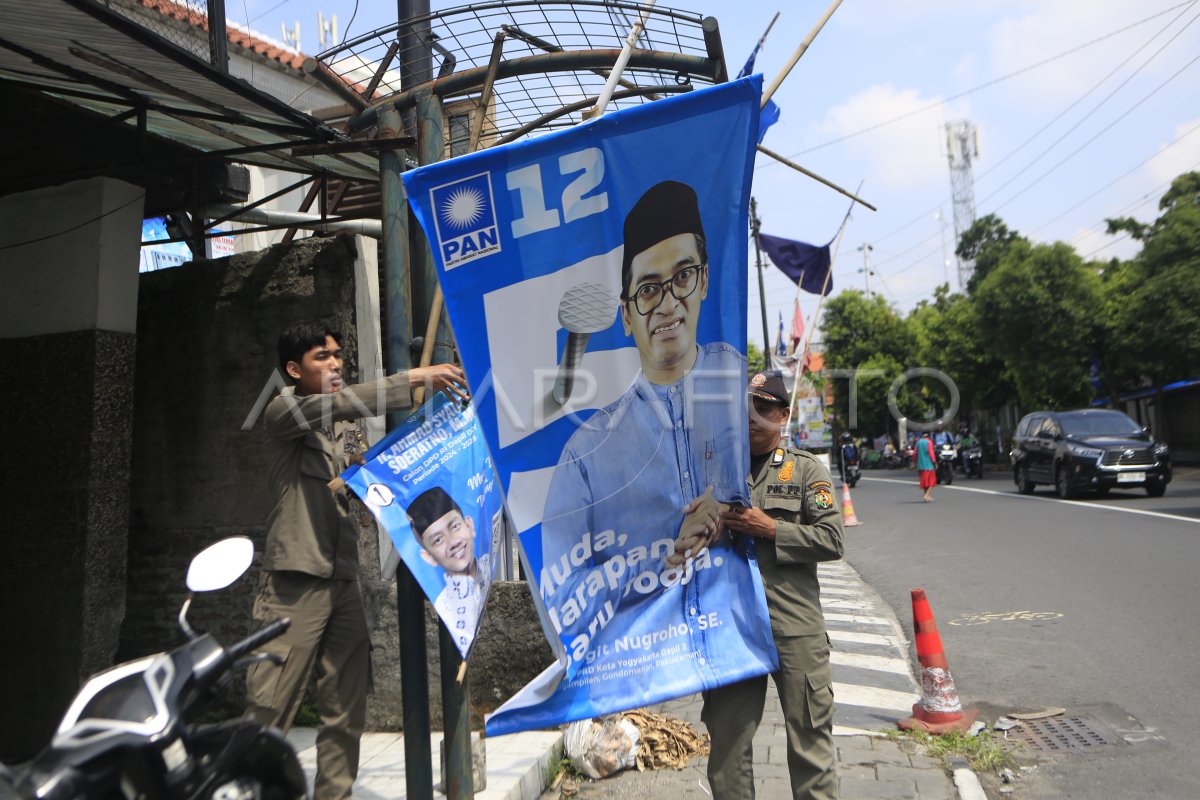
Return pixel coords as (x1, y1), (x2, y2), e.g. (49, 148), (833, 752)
(506, 148), (609, 238)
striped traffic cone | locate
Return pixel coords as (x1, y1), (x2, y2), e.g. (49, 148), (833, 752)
(898, 588), (978, 734)
(841, 484), (863, 527)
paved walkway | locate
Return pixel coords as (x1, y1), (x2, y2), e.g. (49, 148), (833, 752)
(538, 688), (960, 800)
(290, 564), (976, 799)
(287, 727), (562, 800)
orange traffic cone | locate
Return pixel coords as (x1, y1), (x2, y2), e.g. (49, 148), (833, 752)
(898, 588), (978, 734)
(841, 484), (863, 527)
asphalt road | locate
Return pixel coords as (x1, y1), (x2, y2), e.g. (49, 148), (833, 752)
(843, 466), (1200, 798)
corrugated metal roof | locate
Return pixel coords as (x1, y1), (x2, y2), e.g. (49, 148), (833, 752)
(0, 0), (380, 182)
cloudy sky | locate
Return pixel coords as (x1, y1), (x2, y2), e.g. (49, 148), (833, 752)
(238, 0), (1200, 348)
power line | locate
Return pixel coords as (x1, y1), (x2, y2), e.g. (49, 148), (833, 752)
(869, 20), (1200, 280)
(0, 194), (147, 251)
(984, 50), (1200, 215)
(867, 2), (1199, 253)
(757, 1), (1199, 165)
(976, 5), (1200, 208)
(1033, 130), (1200, 238)
(250, 0), (294, 24)
(1081, 232), (1132, 259)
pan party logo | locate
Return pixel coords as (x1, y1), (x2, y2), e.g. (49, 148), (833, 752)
(429, 172), (501, 269)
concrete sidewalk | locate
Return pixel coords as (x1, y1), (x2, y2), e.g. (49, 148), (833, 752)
(536, 688), (970, 800)
(290, 706), (967, 800)
(286, 727), (563, 800)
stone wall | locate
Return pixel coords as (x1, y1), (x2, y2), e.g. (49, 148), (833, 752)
(0, 329), (135, 760)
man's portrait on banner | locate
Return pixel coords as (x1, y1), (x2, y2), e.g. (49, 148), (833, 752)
(539, 180), (751, 662)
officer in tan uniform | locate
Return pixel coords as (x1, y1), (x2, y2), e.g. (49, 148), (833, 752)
(702, 370), (844, 799)
(246, 320), (467, 800)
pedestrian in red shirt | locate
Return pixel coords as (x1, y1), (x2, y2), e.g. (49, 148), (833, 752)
(916, 431), (937, 503)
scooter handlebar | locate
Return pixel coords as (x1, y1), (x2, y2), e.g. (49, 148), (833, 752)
(228, 618), (291, 661)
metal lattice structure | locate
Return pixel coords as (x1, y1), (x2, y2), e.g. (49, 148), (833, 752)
(945, 120), (979, 289)
(313, 1), (726, 149)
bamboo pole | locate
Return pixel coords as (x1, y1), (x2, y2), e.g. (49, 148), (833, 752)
(760, 0), (844, 108)
(791, 184), (862, 407)
(758, 144), (876, 211)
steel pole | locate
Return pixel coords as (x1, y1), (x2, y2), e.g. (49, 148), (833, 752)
(379, 103), (432, 800)
(440, 628), (473, 799)
(206, 0), (228, 72)
(750, 198), (771, 356)
(412, 84), (471, 795)
(415, 89), (456, 366)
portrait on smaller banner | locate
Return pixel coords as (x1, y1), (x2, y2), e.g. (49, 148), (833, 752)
(342, 394), (502, 657)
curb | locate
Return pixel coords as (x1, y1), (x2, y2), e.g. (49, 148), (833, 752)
(949, 756), (988, 800)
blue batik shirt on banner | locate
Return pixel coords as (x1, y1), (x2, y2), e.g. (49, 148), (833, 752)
(340, 394), (502, 658)
(402, 77), (778, 736)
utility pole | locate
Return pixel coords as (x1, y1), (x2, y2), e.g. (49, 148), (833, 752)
(934, 209), (949, 287)
(206, 0), (228, 72)
(945, 120), (979, 289)
(749, 198), (771, 355)
(857, 243), (873, 298)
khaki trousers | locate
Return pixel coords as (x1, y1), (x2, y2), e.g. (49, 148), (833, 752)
(245, 571), (370, 800)
(702, 633), (838, 800)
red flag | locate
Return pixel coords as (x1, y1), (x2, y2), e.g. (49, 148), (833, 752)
(790, 299), (805, 353)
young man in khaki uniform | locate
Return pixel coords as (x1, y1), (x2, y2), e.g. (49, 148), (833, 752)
(245, 321), (466, 800)
(702, 370), (845, 799)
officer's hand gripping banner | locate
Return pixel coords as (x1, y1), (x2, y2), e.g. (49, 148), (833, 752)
(341, 394), (502, 658)
(402, 77), (778, 735)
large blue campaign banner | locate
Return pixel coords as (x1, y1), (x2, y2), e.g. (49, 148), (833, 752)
(402, 77), (778, 735)
(341, 394), (502, 658)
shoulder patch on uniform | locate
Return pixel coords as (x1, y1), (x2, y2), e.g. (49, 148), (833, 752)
(808, 480), (832, 491)
(778, 461), (794, 482)
(771, 448), (786, 466)
(813, 486), (835, 510)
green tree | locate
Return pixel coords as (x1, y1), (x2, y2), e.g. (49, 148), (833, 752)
(907, 285), (1015, 419)
(746, 341), (766, 376)
(820, 291), (915, 435)
(957, 214), (1019, 294)
(973, 240), (1100, 409)
(1102, 171), (1200, 388)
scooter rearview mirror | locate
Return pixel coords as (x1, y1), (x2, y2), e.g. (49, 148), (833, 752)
(186, 537), (255, 592)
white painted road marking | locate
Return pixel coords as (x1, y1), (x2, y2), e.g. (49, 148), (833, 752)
(861, 476), (1200, 526)
(828, 629), (904, 648)
(832, 682), (919, 713)
(830, 651), (912, 675)
(824, 612), (894, 627)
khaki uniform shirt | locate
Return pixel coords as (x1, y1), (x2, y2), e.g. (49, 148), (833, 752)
(751, 445), (845, 639)
(262, 373), (414, 579)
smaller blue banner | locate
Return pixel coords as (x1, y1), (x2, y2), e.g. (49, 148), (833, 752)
(341, 394), (503, 658)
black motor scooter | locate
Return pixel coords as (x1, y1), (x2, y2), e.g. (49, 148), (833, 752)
(1, 538), (305, 800)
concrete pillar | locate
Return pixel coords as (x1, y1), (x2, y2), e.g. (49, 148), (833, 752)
(0, 177), (145, 760)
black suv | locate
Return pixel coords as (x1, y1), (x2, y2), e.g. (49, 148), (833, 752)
(1011, 409), (1171, 499)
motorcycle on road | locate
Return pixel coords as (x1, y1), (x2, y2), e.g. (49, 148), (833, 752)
(961, 443), (984, 478)
(839, 443), (861, 488)
(936, 442), (958, 485)
(0, 538), (305, 800)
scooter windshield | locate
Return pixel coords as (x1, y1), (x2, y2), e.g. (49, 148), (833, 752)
(78, 672), (156, 724)
(54, 655), (175, 746)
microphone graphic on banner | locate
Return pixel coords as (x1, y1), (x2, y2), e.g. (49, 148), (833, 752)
(553, 282), (618, 405)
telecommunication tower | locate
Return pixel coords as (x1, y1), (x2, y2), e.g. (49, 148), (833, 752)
(945, 120), (979, 289)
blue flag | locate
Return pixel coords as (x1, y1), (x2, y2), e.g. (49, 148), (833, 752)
(759, 232), (833, 296)
(737, 45), (780, 144)
(402, 77), (777, 736)
(776, 311), (786, 355)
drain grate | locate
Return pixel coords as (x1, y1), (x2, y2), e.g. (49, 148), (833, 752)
(1008, 716), (1123, 753)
